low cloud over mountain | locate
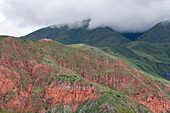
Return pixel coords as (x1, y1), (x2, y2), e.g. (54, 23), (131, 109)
(0, 0), (170, 36)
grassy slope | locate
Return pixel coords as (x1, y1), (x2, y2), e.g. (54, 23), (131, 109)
(100, 41), (170, 81)
(66, 43), (116, 58)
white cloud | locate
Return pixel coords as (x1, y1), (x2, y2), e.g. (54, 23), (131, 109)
(0, 0), (170, 36)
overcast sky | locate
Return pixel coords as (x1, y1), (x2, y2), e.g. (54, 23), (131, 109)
(0, 0), (170, 37)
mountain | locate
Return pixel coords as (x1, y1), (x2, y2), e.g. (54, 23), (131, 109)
(21, 24), (130, 47)
(0, 36), (169, 112)
(21, 22), (170, 78)
(138, 21), (170, 43)
(21, 21), (170, 80)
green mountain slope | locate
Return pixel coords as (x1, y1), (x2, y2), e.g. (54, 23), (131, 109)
(101, 41), (170, 80)
(21, 25), (130, 47)
(138, 21), (170, 43)
(0, 36), (169, 112)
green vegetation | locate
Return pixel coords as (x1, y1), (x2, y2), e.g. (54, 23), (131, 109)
(57, 75), (84, 85)
(0, 50), (2, 59)
(101, 41), (170, 80)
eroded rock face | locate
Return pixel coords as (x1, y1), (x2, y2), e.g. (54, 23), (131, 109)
(54, 55), (170, 113)
(45, 82), (100, 112)
(0, 65), (24, 110)
(0, 60), (100, 112)
(140, 96), (170, 113)
(0, 66), (17, 94)
(0, 52), (100, 112)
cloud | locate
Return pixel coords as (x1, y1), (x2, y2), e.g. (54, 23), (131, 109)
(0, 0), (170, 36)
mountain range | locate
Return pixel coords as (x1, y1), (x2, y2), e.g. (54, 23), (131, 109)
(0, 21), (170, 113)
(22, 21), (170, 80)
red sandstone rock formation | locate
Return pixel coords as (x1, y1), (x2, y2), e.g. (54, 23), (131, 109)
(45, 82), (100, 112)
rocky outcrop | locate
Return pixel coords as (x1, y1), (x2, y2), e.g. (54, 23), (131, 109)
(45, 82), (100, 112)
(140, 96), (170, 113)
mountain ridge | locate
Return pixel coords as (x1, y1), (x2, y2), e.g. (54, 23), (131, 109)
(137, 21), (170, 43)
(21, 24), (131, 47)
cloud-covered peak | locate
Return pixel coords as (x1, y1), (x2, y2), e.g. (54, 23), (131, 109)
(159, 20), (170, 27)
